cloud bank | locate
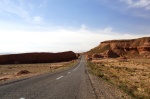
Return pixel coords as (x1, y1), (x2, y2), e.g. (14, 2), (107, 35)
(0, 25), (149, 53)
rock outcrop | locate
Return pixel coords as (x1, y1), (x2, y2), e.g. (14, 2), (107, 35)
(92, 54), (104, 58)
(103, 50), (119, 58)
(87, 37), (150, 58)
(0, 51), (77, 64)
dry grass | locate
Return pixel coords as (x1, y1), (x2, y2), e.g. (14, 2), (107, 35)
(88, 58), (150, 99)
(0, 60), (76, 81)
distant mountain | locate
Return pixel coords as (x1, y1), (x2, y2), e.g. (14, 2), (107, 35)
(86, 37), (150, 58)
(0, 52), (17, 55)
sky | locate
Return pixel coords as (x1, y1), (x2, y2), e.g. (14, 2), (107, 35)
(0, 0), (150, 53)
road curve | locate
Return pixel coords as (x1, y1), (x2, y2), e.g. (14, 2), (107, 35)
(0, 56), (96, 99)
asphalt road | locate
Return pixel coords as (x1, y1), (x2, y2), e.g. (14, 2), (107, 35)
(0, 56), (96, 99)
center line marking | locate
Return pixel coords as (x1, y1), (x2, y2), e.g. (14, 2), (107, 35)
(73, 68), (77, 71)
(68, 72), (71, 74)
(56, 76), (63, 80)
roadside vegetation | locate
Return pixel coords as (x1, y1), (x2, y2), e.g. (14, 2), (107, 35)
(87, 59), (150, 99)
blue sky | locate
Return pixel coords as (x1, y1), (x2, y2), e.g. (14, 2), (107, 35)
(0, 0), (150, 53)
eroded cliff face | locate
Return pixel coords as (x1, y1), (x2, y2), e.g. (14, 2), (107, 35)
(87, 37), (150, 58)
(0, 51), (77, 64)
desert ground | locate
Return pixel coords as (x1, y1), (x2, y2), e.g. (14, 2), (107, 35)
(88, 58), (150, 99)
(0, 60), (75, 82)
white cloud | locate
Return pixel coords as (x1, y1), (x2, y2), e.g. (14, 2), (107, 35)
(121, 0), (150, 10)
(120, 0), (150, 18)
(0, 0), (30, 20)
(80, 24), (87, 29)
(0, 0), (44, 24)
(1, 25), (149, 53)
(33, 16), (43, 24)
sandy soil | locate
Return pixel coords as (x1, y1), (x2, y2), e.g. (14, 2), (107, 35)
(89, 58), (150, 98)
(92, 58), (150, 69)
(0, 60), (75, 82)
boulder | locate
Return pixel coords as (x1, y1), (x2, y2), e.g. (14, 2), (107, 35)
(17, 70), (30, 75)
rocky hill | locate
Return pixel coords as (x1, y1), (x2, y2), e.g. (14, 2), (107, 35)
(0, 51), (77, 64)
(87, 37), (150, 58)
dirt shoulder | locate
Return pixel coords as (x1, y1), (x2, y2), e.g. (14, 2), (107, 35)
(87, 67), (131, 99)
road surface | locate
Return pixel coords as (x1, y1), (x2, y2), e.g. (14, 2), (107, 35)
(0, 56), (96, 99)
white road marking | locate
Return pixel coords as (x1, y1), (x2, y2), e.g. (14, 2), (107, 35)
(20, 98), (25, 99)
(56, 59), (82, 80)
(56, 76), (63, 80)
(72, 59), (82, 71)
(73, 68), (75, 71)
(68, 72), (71, 74)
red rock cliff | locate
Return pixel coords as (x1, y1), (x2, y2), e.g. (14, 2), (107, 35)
(87, 37), (150, 58)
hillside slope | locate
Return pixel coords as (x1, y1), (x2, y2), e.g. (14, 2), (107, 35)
(87, 37), (150, 58)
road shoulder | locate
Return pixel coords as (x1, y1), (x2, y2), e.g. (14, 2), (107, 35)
(87, 67), (132, 99)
